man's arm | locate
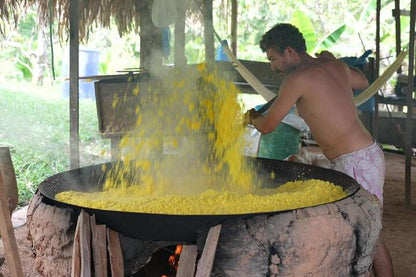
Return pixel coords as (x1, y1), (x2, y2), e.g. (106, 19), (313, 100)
(347, 66), (369, 90)
(246, 76), (301, 134)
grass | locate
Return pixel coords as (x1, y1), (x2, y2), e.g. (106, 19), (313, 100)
(0, 81), (110, 206)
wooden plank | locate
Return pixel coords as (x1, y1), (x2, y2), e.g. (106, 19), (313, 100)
(90, 215), (107, 277)
(71, 210), (91, 277)
(107, 228), (124, 276)
(195, 225), (221, 277)
(80, 211), (91, 277)
(176, 245), (197, 277)
(71, 214), (81, 277)
(0, 171), (23, 277)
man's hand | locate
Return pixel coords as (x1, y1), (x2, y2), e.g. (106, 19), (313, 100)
(243, 108), (259, 126)
(315, 51), (337, 59)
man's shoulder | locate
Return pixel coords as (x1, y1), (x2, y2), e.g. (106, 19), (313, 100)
(296, 59), (345, 79)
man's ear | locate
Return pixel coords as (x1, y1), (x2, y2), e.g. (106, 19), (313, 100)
(285, 46), (297, 57)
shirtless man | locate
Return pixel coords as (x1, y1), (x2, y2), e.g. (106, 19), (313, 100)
(246, 23), (393, 276)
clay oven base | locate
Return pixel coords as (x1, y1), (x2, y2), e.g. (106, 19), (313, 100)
(198, 188), (381, 277)
(27, 188), (381, 276)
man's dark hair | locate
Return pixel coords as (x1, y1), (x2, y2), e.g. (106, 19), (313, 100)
(259, 23), (307, 54)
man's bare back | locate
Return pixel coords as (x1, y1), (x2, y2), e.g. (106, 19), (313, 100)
(292, 56), (373, 160)
(248, 48), (373, 160)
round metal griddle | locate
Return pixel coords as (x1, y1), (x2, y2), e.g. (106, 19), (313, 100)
(38, 158), (359, 242)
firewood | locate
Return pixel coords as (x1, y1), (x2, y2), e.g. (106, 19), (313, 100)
(71, 210), (91, 277)
(107, 228), (124, 276)
(195, 224), (221, 277)
(90, 215), (107, 277)
(176, 245), (197, 277)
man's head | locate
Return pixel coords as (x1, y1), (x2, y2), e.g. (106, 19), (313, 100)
(260, 23), (307, 74)
(259, 23), (306, 54)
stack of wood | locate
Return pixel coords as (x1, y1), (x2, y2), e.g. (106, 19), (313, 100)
(71, 210), (123, 276)
(72, 210), (221, 277)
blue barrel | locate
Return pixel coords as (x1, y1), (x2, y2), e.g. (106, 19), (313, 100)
(62, 49), (100, 100)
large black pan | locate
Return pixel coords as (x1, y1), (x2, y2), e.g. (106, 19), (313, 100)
(38, 158), (359, 242)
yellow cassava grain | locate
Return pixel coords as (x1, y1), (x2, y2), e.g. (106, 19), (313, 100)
(55, 179), (347, 215)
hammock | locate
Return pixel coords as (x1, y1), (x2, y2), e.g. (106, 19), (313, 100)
(215, 35), (407, 107)
(354, 50), (407, 106)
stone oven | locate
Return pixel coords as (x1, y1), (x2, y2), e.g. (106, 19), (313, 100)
(27, 158), (381, 276)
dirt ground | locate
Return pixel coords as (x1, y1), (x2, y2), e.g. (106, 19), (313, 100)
(380, 151), (416, 276)
(0, 151), (415, 276)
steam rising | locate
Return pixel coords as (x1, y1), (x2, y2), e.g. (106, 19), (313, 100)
(103, 63), (259, 195)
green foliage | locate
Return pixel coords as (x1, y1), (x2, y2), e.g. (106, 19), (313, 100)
(15, 57), (33, 80)
(289, 10), (346, 54)
(318, 25), (347, 51)
(290, 10), (318, 53)
(0, 84), (109, 206)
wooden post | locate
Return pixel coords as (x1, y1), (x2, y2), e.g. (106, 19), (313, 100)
(405, 0), (415, 209)
(195, 224), (221, 277)
(139, 0), (163, 72)
(69, 0), (80, 169)
(175, 0), (187, 67)
(0, 171), (23, 277)
(231, 0), (238, 56)
(394, 0), (402, 72)
(202, 0), (215, 64)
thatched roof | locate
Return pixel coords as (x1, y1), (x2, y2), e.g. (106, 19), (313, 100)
(1, 0), (203, 41)
(30, 0), (144, 41)
(0, 0), (20, 34)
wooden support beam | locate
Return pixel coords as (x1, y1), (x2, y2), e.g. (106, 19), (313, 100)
(202, 0), (215, 63)
(175, 0), (187, 67)
(139, 0), (162, 72)
(195, 224), (221, 277)
(0, 171), (23, 277)
(405, 0), (415, 209)
(176, 245), (198, 277)
(69, 0), (80, 169)
(231, 0), (238, 56)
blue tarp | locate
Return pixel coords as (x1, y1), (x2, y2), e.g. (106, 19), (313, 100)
(340, 50), (374, 112)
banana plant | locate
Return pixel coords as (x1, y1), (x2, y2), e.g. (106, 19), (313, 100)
(290, 10), (346, 54)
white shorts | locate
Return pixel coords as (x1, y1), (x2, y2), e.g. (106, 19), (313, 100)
(330, 142), (385, 203)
